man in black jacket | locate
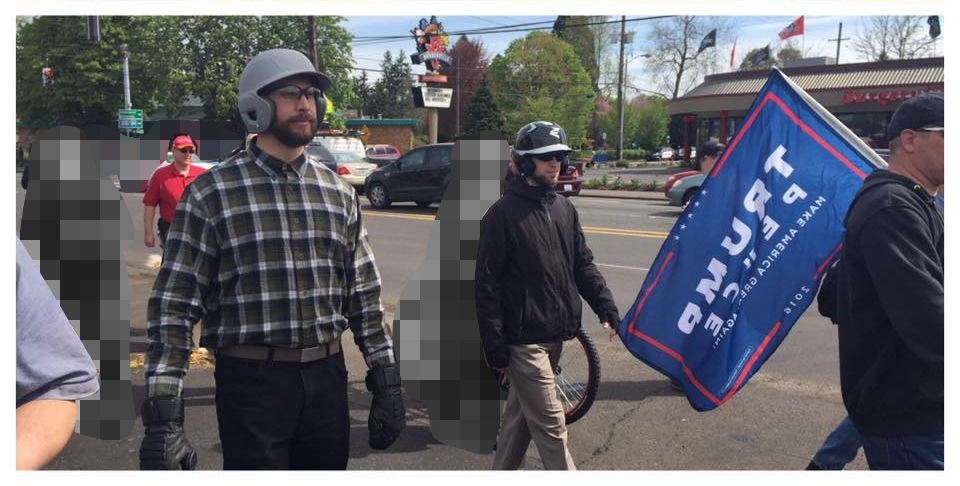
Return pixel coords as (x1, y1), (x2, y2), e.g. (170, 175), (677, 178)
(835, 93), (943, 469)
(476, 121), (620, 470)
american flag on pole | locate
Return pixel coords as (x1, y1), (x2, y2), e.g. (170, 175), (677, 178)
(778, 16), (804, 40)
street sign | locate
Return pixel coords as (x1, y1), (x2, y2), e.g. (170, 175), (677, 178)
(118, 109), (143, 130)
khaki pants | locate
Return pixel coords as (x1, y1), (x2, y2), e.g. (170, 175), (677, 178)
(493, 342), (576, 470)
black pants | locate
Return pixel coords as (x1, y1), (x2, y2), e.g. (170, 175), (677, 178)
(214, 351), (350, 470)
(157, 219), (170, 247)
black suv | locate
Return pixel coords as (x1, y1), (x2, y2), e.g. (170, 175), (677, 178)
(364, 143), (453, 208)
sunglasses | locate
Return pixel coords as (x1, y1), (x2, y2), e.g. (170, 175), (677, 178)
(532, 152), (568, 163)
(176, 147), (196, 154)
(270, 85), (324, 102)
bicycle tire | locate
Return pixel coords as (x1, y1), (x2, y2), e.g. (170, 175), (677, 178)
(556, 329), (601, 424)
(497, 328), (601, 424)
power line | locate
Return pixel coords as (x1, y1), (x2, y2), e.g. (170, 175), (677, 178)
(348, 16), (674, 48)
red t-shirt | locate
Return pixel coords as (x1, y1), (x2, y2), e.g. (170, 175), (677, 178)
(143, 164), (206, 223)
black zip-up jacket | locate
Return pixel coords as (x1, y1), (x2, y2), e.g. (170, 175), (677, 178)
(476, 178), (620, 368)
(837, 169), (943, 437)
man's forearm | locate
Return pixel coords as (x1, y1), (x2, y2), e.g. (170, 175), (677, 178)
(144, 205), (156, 237)
(16, 399), (78, 470)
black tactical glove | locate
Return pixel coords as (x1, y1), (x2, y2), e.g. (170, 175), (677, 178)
(139, 396), (199, 470)
(365, 364), (406, 450)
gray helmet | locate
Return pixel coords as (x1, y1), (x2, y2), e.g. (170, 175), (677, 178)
(238, 49), (332, 133)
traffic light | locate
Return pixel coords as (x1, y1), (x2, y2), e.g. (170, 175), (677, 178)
(41, 67), (53, 86)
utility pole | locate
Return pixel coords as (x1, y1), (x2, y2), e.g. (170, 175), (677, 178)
(616, 16), (626, 162)
(121, 44), (131, 110)
(828, 22), (849, 65)
(308, 16), (318, 69)
(120, 43), (132, 137)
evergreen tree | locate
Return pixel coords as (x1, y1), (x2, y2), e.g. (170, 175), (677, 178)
(461, 75), (506, 139)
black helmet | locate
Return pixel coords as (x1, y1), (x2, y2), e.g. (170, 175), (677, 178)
(513, 121), (572, 176)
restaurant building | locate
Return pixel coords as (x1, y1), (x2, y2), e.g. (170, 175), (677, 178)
(668, 56), (944, 156)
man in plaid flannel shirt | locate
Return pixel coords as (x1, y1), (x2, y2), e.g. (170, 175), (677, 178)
(138, 49), (406, 470)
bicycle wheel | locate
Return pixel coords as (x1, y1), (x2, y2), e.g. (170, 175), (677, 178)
(554, 329), (601, 424)
(497, 328), (601, 424)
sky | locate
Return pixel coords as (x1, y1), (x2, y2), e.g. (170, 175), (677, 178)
(344, 15), (945, 98)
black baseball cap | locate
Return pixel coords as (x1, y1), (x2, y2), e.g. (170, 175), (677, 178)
(886, 93), (944, 141)
(699, 139), (724, 158)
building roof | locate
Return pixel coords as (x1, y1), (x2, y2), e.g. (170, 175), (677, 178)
(670, 57), (943, 116)
(686, 57), (943, 98)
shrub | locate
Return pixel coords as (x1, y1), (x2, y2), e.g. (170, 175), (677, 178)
(611, 178), (623, 190)
(615, 159), (630, 168)
(628, 179), (641, 191)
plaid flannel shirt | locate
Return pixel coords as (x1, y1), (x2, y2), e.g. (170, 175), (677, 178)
(145, 142), (395, 397)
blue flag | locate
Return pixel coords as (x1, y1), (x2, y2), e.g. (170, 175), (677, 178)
(618, 69), (884, 411)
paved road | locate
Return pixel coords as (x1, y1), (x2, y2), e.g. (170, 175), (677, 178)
(15, 175), (860, 470)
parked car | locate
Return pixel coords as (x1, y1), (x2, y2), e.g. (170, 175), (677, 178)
(555, 162), (584, 197)
(305, 143), (339, 172)
(364, 143), (453, 209)
(663, 169), (701, 197)
(311, 135), (366, 160)
(646, 147), (675, 161)
(329, 151), (378, 194)
(667, 172), (705, 206)
(365, 144), (401, 165)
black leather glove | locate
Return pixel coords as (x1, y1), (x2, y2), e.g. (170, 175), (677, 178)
(139, 396), (198, 470)
(365, 365), (406, 450)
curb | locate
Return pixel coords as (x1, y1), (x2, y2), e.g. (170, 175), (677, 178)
(577, 189), (667, 201)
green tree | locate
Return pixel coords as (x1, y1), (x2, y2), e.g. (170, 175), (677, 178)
(439, 35), (489, 141)
(460, 75), (506, 139)
(738, 47), (777, 71)
(633, 96), (670, 150)
(368, 50), (415, 119)
(352, 70), (374, 117)
(489, 31), (595, 149)
(16, 16), (356, 135)
(16, 16), (174, 130)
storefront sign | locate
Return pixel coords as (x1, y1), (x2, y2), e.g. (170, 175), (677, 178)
(410, 16), (451, 73)
(842, 86), (944, 105)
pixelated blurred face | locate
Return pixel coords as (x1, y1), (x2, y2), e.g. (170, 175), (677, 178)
(265, 75), (320, 148)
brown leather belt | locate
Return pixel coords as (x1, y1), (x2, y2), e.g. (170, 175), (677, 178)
(217, 341), (341, 363)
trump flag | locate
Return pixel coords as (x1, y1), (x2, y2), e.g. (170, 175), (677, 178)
(618, 69), (885, 411)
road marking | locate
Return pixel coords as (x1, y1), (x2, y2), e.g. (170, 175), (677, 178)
(362, 212), (670, 239)
(582, 226), (668, 239)
(597, 263), (650, 272)
(364, 210), (436, 222)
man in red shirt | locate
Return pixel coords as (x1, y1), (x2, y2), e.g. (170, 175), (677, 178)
(144, 134), (205, 248)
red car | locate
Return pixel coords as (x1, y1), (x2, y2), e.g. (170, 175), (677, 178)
(663, 169), (701, 197)
(555, 163), (584, 197)
(365, 144), (401, 165)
